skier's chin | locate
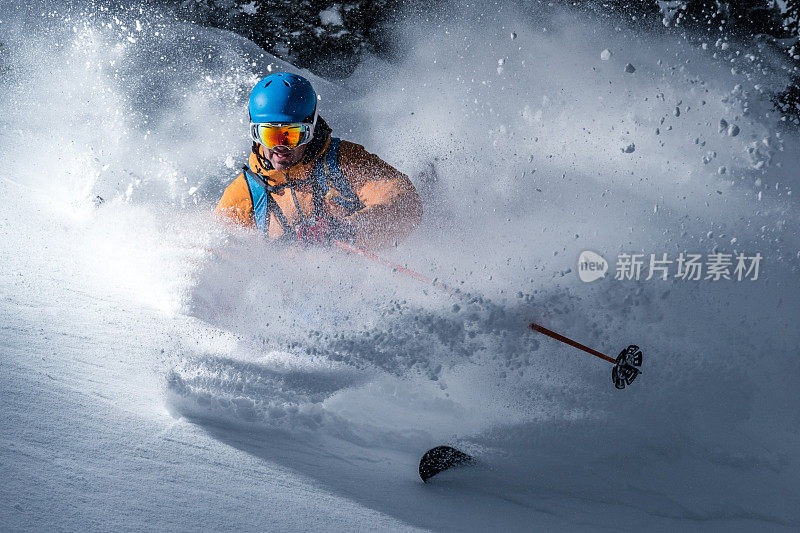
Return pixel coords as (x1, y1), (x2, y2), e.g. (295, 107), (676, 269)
(271, 159), (294, 170)
(269, 145), (304, 170)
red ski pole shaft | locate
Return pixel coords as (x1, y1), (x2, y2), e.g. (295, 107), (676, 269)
(333, 240), (616, 366)
(333, 240), (460, 296)
(528, 323), (616, 364)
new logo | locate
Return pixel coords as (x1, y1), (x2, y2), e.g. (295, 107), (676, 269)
(578, 251), (608, 282)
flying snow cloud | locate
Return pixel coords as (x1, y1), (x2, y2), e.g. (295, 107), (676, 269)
(0, 0), (798, 528)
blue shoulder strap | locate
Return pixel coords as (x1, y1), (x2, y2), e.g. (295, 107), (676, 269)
(312, 138), (365, 215)
(242, 166), (290, 234)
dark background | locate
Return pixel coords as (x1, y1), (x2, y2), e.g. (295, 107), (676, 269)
(166, 0), (800, 123)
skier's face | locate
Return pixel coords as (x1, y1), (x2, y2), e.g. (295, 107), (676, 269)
(267, 144), (306, 170)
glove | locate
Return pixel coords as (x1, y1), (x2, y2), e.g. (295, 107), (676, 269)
(295, 216), (356, 247)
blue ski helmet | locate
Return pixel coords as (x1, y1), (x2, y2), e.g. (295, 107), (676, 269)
(248, 73), (318, 124)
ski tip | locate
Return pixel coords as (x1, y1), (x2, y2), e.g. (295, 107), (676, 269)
(419, 445), (474, 483)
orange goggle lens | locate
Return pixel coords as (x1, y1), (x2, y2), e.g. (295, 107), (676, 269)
(251, 123), (313, 149)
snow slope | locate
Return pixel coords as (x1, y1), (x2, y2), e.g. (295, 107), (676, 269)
(1, 1), (799, 530)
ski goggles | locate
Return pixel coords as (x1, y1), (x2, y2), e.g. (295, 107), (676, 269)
(250, 122), (314, 149)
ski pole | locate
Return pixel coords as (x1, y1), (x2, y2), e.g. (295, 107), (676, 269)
(528, 323), (643, 389)
(332, 240), (461, 296)
(332, 240), (643, 389)
(528, 323), (616, 364)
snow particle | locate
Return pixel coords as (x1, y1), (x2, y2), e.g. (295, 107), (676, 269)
(600, 49), (612, 61)
(240, 1), (258, 15)
(727, 124), (740, 137)
(702, 151), (717, 165)
(624, 63), (636, 73)
(674, 106), (681, 117)
(510, 32), (517, 40)
(717, 166), (727, 175)
(718, 118), (728, 133)
(319, 5), (344, 26)
(621, 143), (635, 153)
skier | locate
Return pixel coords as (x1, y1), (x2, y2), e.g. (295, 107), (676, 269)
(216, 72), (422, 249)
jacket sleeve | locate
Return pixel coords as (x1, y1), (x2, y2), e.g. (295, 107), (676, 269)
(338, 142), (423, 249)
(215, 174), (255, 227)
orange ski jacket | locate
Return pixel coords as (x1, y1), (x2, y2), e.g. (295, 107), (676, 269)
(216, 120), (422, 250)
